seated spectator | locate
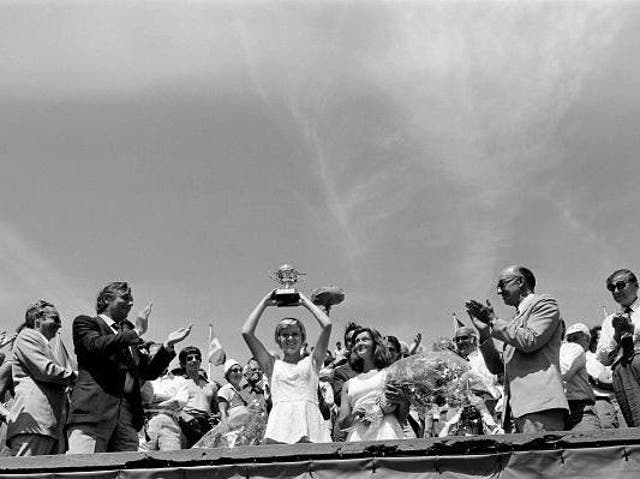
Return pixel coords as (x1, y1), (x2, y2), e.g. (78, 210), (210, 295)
(218, 359), (251, 424)
(175, 346), (219, 447)
(560, 323), (598, 431)
(385, 336), (402, 364)
(6, 300), (76, 456)
(242, 358), (271, 413)
(454, 327), (502, 407)
(140, 345), (189, 451)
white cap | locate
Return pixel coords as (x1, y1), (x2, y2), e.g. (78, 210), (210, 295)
(566, 322), (591, 337)
(224, 358), (241, 376)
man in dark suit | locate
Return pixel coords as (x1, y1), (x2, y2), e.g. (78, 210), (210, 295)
(466, 265), (568, 433)
(66, 281), (191, 453)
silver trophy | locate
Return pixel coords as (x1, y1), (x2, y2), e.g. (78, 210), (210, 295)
(270, 264), (306, 307)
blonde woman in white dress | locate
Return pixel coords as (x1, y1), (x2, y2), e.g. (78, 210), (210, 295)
(242, 290), (332, 444)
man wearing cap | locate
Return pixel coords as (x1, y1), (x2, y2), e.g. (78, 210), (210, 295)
(596, 268), (640, 426)
(466, 265), (568, 433)
(560, 323), (598, 430)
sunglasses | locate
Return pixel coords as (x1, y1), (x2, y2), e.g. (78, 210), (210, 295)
(185, 355), (201, 361)
(497, 275), (520, 290)
(454, 335), (472, 342)
(607, 280), (631, 292)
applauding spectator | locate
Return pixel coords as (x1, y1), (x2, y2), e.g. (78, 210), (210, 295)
(6, 301), (76, 456)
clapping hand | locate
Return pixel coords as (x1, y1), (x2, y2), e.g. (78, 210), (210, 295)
(465, 299), (495, 341)
(612, 312), (634, 342)
(0, 331), (16, 349)
(166, 324), (192, 348)
(135, 302), (153, 336)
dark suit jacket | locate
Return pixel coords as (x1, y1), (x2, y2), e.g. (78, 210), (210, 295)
(67, 315), (175, 431)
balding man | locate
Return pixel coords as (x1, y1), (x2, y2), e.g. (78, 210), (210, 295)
(466, 265), (568, 433)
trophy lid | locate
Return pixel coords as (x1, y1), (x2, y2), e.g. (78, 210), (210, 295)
(311, 285), (345, 310)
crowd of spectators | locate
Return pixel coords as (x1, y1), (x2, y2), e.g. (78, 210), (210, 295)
(0, 265), (639, 456)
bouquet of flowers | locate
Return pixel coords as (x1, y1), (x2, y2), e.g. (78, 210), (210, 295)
(343, 393), (386, 432)
(192, 400), (267, 449)
(385, 351), (471, 413)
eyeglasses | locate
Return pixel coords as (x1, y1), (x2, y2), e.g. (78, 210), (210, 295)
(454, 335), (472, 342)
(497, 275), (520, 290)
(608, 280), (631, 292)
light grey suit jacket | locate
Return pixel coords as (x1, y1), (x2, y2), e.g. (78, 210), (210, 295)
(6, 328), (76, 443)
(480, 293), (569, 419)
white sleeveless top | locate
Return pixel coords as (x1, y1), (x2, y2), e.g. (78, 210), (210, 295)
(346, 369), (404, 442)
(263, 355), (330, 444)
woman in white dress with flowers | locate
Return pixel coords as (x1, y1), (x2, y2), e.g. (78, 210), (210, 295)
(338, 327), (407, 441)
(242, 290), (332, 444)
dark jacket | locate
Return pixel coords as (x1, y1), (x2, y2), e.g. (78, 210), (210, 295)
(67, 315), (175, 431)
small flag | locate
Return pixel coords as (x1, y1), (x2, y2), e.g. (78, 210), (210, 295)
(207, 324), (226, 366)
(452, 312), (465, 332)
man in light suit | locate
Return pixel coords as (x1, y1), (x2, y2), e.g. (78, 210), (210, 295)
(66, 281), (191, 453)
(6, 300), (76, 456)
(466, 265), (568, 433)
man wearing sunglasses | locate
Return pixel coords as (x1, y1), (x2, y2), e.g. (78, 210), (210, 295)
(596, 269), (640, 426)
(466, 265), (568, 433)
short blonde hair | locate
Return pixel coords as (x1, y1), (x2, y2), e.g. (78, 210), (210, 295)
(274, 317), (306, 345)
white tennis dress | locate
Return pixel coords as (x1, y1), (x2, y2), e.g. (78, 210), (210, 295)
(264, 355), (330, 444)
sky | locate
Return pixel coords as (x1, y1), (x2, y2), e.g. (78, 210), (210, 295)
(1, 1), (639, 378)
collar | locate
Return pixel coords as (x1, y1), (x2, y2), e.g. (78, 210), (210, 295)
(620, 297), (640, 313)
(516, 293), (535, 314)
(99, 313), (117, 330)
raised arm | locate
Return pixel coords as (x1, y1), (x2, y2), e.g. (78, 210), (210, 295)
(242, 291), (277, 378)
(299, 292), (332, 369)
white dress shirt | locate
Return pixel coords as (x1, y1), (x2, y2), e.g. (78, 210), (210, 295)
(596, 297), (640, 366)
